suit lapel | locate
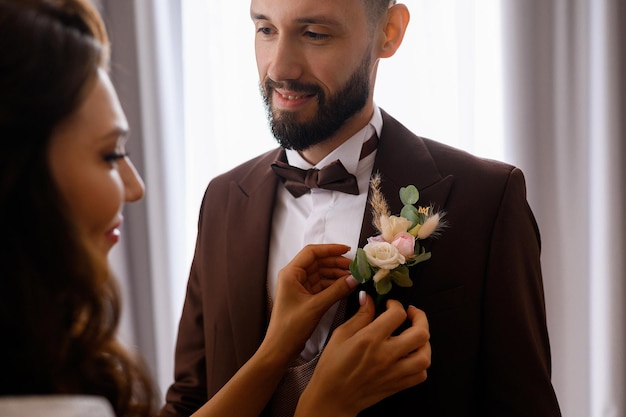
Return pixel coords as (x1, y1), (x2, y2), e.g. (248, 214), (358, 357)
(359, 110), (453, 244)
(223, 148), (282, 365)
(351, 110), (454, 315)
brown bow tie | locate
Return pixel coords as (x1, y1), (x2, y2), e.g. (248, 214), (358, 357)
(271, 133), (378, 198)
(271, 159), (359, 197)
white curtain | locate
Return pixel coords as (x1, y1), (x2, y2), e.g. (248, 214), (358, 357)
(100, 0), (625, 413)
(501, 1), (625, 416)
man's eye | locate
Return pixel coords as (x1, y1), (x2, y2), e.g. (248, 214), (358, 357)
(257, 27), (273, 35)
(304, 31), (329, 40)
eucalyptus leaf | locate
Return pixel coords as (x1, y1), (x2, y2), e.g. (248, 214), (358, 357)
(406, 246), (431, 266)
(349, 248), (372, 283)
(412, 250), (432, 264)
(375, 278), (392, 295)
(395, 265), (409, 275)
(391, 271), (413, 287)
(401, 205), (420, 228)
(399, 185), (419, 205)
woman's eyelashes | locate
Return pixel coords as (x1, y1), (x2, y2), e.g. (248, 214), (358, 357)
(103, 148), (128, 164)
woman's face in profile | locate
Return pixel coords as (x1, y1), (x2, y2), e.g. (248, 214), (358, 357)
(48, 69), (144, 257)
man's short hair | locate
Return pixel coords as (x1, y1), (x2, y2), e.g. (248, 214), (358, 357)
(363, 0), (396, 25)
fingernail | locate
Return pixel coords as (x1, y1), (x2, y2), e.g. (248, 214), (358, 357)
(346, 275), (359, 289)
(359, 290), (366, 306)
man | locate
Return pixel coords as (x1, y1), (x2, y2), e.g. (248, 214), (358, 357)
(161, 0), (562, 416)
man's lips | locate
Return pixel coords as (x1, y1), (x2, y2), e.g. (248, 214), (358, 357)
(276, 90), (311, 100)
(273, 89), (316, 109)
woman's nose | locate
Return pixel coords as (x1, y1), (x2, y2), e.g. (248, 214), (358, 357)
(120, 157), (145, 202)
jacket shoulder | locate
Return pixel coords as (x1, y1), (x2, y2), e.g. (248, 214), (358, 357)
(422, 137), (517, 179)
(207, 147), (281, 188)
(380, 109), (519, 182)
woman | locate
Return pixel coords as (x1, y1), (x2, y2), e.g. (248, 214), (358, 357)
(0, 0), (155, 415)
(0, 0), (430, 416)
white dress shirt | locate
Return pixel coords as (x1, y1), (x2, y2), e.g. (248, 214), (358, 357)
(268, 106), (383, 360)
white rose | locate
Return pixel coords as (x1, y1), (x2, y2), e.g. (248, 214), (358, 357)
(363, 241), (406, 270)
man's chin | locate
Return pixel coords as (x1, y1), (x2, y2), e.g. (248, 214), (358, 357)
(272, 104), (317, 122)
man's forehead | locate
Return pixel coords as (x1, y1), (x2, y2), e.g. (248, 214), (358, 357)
(250, 0), (365, 23)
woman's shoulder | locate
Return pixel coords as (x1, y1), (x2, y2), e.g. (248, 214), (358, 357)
(0, 395), (114, 417)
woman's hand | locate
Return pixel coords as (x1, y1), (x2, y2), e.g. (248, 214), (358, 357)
(193, 243), (357, 417)
(261, 243), (358, 362)
(295, 294), (431, 417)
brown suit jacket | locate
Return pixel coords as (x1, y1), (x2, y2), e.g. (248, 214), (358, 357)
(160, 111), (561, 417)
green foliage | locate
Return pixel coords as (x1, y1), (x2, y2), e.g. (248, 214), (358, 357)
(399, 185), (419, 205)
(390, 266), (413, 287)
(375, 278), (393, 295)
(401, 204), (420, 229)
(349, 248), (372, 283)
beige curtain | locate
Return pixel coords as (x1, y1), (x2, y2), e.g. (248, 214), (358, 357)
(501, 1), (626, 416)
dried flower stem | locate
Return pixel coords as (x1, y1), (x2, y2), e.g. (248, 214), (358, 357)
(369, 173), (390, 232)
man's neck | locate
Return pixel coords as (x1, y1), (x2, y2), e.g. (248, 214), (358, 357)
(298, 106), (374, 165)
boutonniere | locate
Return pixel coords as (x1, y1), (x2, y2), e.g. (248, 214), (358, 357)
(350, 173), (445, 297)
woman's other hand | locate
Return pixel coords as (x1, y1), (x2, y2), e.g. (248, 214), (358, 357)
(296, 294), (431, 417)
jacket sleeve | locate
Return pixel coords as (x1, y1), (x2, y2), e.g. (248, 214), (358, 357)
(159, 198), (210, 417)
(159, 167), (273, 417)
(479, 167), (561, 416)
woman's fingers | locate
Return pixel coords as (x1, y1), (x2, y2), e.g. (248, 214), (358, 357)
(383, 305), (430, 358)
(268, 244), (355, 357)
(352, 299), (407, 340)
(307, 274), (359, 313)
(304, 302), (432, 415)
(373, 342), (432, 399)
(331, 291), (376, 341)
(280, 244), (351, 293)
(286, 244), (350, 277)
(301, 263), (353, 293)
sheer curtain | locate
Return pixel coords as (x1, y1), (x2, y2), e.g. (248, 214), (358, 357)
(501, 1), (625, 416)
(101, 0), (186, 396)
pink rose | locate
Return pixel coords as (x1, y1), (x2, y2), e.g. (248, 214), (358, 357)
(391, 232), (415, 258)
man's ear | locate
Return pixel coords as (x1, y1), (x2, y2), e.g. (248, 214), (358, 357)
(378, 4), (410, 58)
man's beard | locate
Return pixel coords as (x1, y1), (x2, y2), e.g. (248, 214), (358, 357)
(260, 52), (371, 151)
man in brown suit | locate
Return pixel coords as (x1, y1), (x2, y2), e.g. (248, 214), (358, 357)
(161, 0), (562, 416)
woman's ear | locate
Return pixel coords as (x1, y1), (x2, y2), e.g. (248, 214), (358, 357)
(378, 4), (410, 59)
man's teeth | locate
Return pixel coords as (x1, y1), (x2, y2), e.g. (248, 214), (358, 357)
(281, 94), (305, 100)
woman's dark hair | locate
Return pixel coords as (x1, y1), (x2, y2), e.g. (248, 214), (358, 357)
(0, 0), (156, 415)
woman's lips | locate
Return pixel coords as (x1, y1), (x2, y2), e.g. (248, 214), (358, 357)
(105, 219), (122, 245)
